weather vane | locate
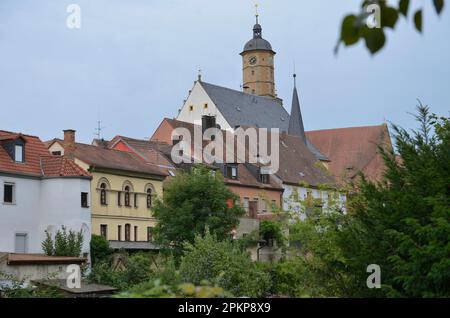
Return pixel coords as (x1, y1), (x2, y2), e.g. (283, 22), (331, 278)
(255, 3), (259, 23)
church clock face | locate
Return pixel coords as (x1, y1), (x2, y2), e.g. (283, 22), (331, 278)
(249, 56), (257, 65)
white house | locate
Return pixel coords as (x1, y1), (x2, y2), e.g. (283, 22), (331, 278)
(0, 130), (92, 256)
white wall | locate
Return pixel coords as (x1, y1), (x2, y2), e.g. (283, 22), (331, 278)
(282, 184), (347, 219)
(0, 176), (42, 253)
(0, 174), (91, 256)
(176, 81), (232, 131)
(41, 178), (91, 255)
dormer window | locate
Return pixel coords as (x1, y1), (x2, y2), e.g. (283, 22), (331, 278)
(14, 144), (24, 162)
(259, 173), (269, 184)
(225, 164), (238, 180)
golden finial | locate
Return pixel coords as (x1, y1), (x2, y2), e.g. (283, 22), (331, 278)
(255, 3), (259, 24)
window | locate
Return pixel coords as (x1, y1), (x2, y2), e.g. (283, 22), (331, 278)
(134, 193), (138, 208)
(261, 200), (268, 213)
(204, 103), (208, 110)
(189, 105), (194, 111)
(14, 145), (23, 162)
(117, 192), (122, 206)
(134, 226), (138, 242)
(259, 173), (269, 184)
(124, 186), (131, 207)
(125, 224), (131, 241)
(271, 200), (277, 210)
(118, 225), (122, 241)
(147, 227), (153, 242)
(100, 183), (107, 205)
(242, 197), (249, 212)
(15, 233), (27, 253)
(225, 165), (238, 179)
(81, 192), (88, 208)
(147, 188), (152, 209)
(100, 224), (107, 239)
(253, 198), (259, 213)
(3, 183), (14, 204)
(52, 151), (62, 156)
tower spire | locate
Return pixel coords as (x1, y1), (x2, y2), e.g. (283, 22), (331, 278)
(255, 3), (259, 24)
(288, 74), (306, 143)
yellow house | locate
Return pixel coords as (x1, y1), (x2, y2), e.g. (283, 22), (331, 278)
(47, 130), (170, 250)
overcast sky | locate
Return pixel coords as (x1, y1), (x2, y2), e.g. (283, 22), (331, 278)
(1, 0), (449, 143)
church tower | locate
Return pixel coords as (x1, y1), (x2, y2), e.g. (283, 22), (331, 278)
(240, 10), (276, 98)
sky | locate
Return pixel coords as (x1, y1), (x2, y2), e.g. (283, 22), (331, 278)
(0, 0), (449, 143)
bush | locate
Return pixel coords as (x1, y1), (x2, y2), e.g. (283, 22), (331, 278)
(41, 226), (84, 257)
(179, 230), (271, 297)
(90, 235), (113, 266)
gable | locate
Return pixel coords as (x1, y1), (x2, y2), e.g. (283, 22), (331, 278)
(177, 81), (232, 131)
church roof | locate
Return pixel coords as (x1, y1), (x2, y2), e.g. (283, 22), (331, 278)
(199, 81), (290, 131)
(306, 124), (393, 183)
(241, 21), (275, 54)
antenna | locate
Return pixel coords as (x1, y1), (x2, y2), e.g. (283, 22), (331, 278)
(293, 61), (297, 87)
(94, 120), (105, 140)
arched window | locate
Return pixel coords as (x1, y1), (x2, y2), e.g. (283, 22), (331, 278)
(125, 224), (131, 241)
(100, 183), (107, 205)
(124, 186), (131, 207)
(146, 188), (152, 209)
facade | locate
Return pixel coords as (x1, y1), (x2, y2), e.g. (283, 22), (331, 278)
(150, 118), (284, 218)
(0, 130), (91, 256)
(47, 130), (168, 249)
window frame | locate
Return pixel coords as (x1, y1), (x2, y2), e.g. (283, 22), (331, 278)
(14, 144), (24, 163)
(81, 192), (89, 208)
(100, 183), (107, 206)
(3, 182), (15, 204)
(100, 224), (108, 240)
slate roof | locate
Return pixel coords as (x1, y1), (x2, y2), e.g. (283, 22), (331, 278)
(199, 81), (290, 131)
(0, 130), (90, 178)
(306, 124), (393, 183)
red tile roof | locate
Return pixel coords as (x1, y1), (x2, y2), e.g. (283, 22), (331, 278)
(40, 156), (91, 178)
(306, 124), (393, 183)
(0, 130), (90, 178)
(48, 139), (168, 178)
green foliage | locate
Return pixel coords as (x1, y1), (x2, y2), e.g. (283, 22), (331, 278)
(41, 226), (84, 257)
(337, 0), (445, 55)
(339, 103), (450, 297)
(260, 220), (286, 247)
(90, 235), (113, 266)
(0, 271), (63, 298)
(179, 230), (271, 297)
(88, 252), (154, 290)
(117, 280), (232, 298)
(41, 231), (54, 256)
(153, 166), (245, 252)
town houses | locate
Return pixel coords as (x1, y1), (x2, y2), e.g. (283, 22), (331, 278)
(0, 13), (392, 270)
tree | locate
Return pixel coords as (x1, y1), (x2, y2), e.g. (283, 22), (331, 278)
(41, 226), (84, 257)
(337, 0), (446, 55)
(339, 103), (450, 297)
(153, 166), (245, 252)
(90, 235), (113, 266)
(179, 230), (271, 297)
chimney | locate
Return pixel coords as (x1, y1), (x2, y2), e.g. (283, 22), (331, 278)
(63, 129), (76, 160)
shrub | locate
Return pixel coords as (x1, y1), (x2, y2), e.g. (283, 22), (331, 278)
(179, 230), (271, 297)
(90, 235), (113, 266)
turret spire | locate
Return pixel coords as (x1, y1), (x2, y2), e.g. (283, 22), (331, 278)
(288, 73), (307, 142)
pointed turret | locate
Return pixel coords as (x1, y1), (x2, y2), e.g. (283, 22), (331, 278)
(288, 74), (307, 142)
